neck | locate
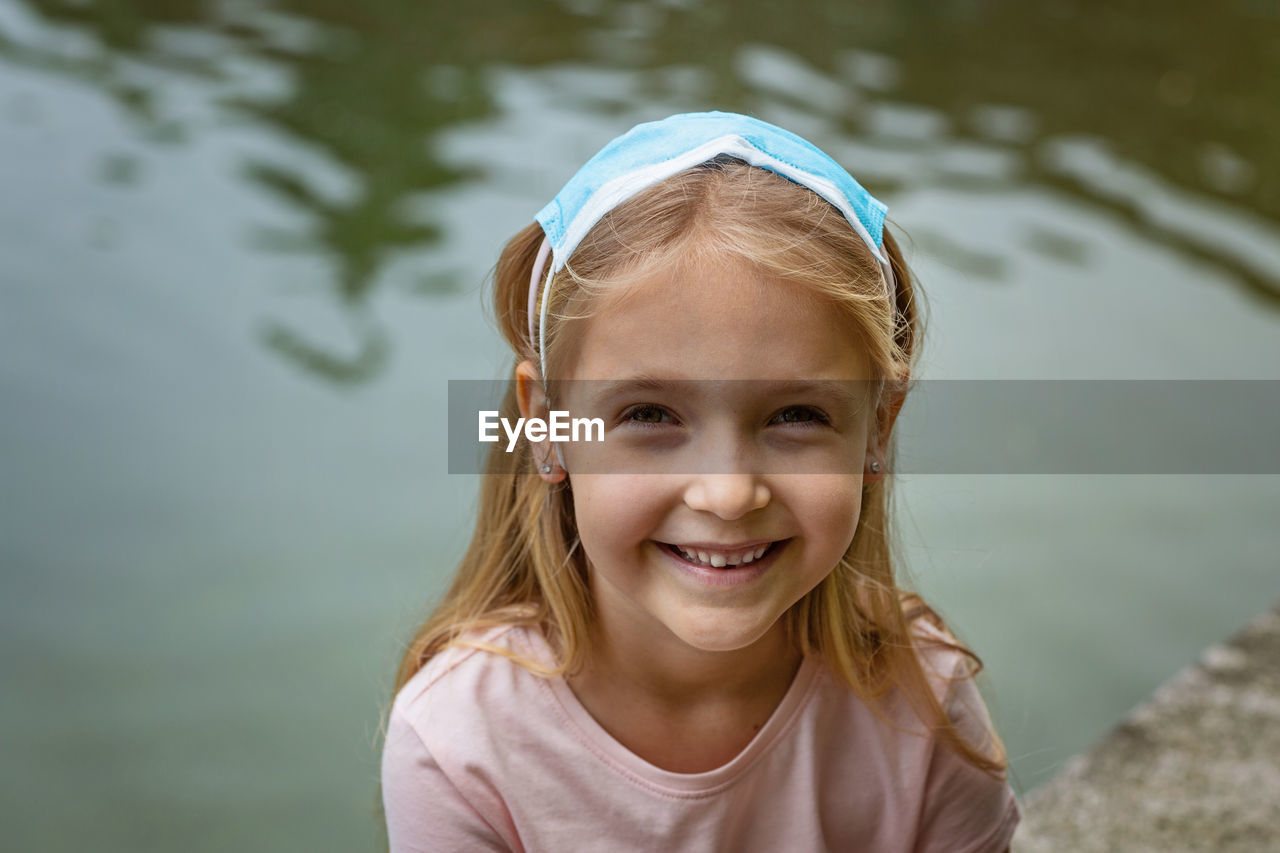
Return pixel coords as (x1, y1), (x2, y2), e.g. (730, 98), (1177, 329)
(561, 580), (807, 773)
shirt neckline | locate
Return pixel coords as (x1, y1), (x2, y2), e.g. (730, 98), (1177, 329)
(520, 627), (823, 796)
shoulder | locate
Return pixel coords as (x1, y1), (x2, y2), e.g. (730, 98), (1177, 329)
(906, 618), (1022, 853)
(383, 624), (551, 851)
(382, 703), (511, 851)
(391, 623), (552, 744)
(907, 618), (1002, 757)
(910, 617), (969, 674)
(810, 618), (993, 767)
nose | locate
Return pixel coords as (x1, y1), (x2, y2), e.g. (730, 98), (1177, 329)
(683, 473), (771, 521)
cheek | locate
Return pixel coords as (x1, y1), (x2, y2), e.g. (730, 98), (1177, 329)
(571, 475), (671, 551)
(801, 476), (864, 543)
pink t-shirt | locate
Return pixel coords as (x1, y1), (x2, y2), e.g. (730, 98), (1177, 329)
(382, 622), (1020, 852)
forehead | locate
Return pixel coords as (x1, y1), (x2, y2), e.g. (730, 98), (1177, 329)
(565, 252), (871, 382)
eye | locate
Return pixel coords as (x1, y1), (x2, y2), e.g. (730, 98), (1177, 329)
(771, 405), (831, 427)
(621, 403), (677, 427)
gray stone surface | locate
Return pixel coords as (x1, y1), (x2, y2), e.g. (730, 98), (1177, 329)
(1013, 601), (1280, 852)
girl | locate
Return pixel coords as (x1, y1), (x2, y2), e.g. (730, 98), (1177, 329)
(382, 111), (1020, 852)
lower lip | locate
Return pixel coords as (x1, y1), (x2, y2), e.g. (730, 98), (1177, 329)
(657, 540), (790, 588)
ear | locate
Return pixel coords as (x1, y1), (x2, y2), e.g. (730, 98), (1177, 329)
(864, 369), (909, 484)
(516, 360), (567, 484)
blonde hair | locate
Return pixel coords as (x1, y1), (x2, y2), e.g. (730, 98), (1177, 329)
(393, 158), (1009, 780)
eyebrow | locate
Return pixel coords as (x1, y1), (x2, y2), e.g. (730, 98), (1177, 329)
(579, 376), (871, 412)
(588, 375), (676, 399)
(775, 379), (871, 412)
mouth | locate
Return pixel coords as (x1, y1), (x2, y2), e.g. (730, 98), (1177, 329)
(658, 539), (787, 569)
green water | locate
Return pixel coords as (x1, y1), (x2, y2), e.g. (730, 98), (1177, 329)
(2, 1), (1278, 849)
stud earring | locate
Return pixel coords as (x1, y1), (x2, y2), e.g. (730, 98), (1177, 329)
(869, 460), (882, 473)
(541, 464), (552, 474)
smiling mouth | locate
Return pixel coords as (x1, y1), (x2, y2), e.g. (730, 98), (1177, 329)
(659, 540), (785, 568)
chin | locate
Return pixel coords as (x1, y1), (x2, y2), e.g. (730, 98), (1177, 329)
(671, 615), (779, 654)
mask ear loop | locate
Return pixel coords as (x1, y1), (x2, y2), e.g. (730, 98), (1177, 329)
(527, 235), (569, 474)
(871, 242), (898, 471)
(527, 235), (552, 357)
(879, 257), (896, 304)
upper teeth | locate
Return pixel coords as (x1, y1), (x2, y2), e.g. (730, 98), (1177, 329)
(676, 544), (770, 567)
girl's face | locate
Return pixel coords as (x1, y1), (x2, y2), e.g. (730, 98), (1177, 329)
(549, 253), (880, 655)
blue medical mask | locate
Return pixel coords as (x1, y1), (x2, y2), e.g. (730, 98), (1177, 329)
(527, 110), (895, 379)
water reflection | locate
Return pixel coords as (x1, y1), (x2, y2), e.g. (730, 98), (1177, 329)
(4, 3), (1280, 850)
(2, 0), (510, 381)
(2, 0), (1275, 383)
